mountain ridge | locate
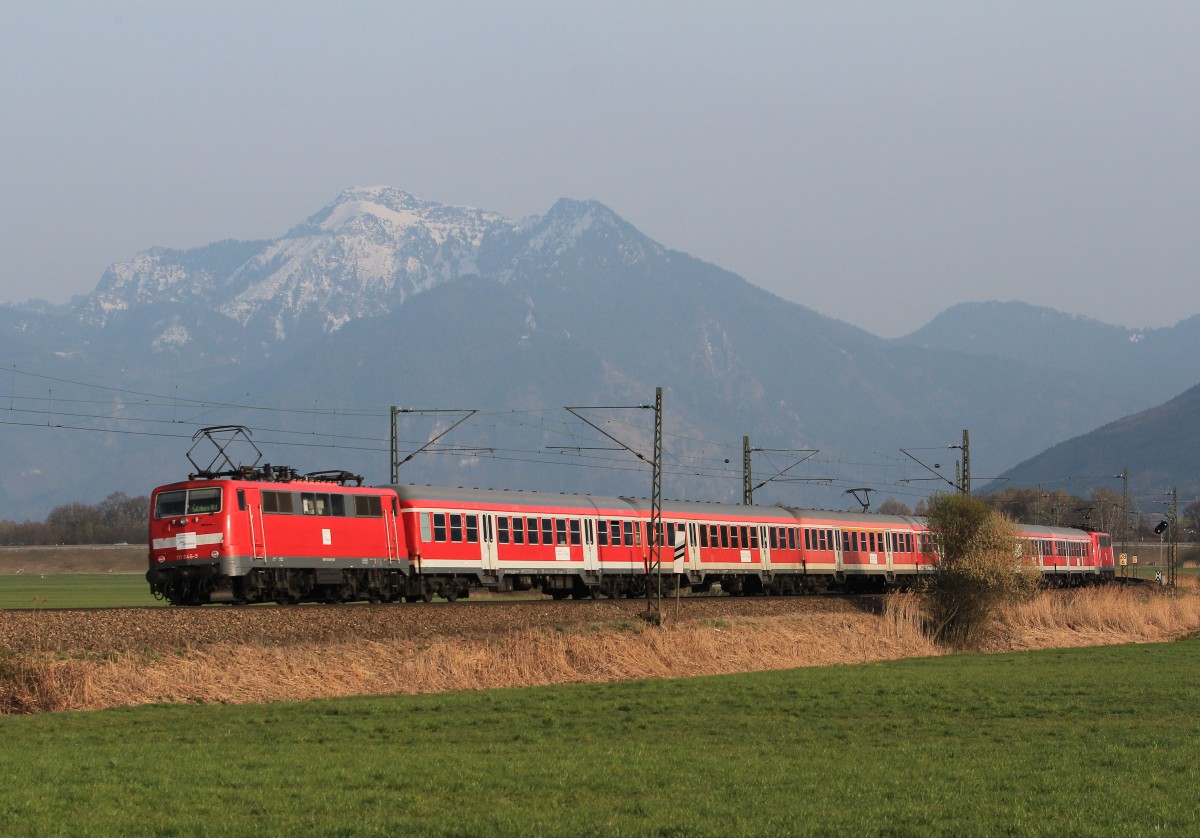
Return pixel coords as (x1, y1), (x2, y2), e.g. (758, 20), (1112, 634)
(1, 187), (1197, 518)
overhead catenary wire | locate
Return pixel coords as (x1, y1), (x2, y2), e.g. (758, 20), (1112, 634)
(2, 365), (964, 504)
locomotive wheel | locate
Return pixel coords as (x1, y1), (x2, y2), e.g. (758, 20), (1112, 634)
(421, 589), (434, 603)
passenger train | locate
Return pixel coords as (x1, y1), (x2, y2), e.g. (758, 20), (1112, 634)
(146, 463), (1115, 606)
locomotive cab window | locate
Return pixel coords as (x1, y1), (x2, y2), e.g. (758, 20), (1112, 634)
(154, 490), (186, 518)
(186, 487), (222, 515)
(156, 487), (223, 518)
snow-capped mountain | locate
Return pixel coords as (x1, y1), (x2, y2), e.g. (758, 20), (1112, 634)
(3, 185), (1200, 519)
(82, 187), (516, 340)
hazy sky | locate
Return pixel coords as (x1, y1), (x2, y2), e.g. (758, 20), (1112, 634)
(2, 1), (1197, 338)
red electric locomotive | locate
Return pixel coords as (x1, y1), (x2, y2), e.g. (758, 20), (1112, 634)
(147, 468), (407, 605)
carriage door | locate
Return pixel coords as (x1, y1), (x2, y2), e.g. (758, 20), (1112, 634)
(759, 525), (771, 571)
(583, 519), (599, 572)
(687, 523), (702, 573)
(885, 531), (895, 574)
(241, 489), (266, 562)
(480, 514), (498, 572)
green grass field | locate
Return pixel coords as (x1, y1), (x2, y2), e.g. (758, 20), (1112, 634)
(0, 573), (161, 609)
(2, 640), (1198, 835)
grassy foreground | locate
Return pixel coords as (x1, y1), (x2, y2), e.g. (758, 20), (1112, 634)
(2, 640), (1198, 836)
(0, 573), (160, 609)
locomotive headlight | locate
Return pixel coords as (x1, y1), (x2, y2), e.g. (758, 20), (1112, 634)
(210, 549), (220, 559)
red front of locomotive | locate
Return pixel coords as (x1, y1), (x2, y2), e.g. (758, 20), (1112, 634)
(146, 479), (241, 603)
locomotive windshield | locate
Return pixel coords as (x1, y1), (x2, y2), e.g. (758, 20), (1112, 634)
(154, 487), (223, 518)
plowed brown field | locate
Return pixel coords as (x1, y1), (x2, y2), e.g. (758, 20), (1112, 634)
(0, 596), (873, 654)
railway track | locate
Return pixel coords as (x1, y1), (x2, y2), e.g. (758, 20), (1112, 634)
(0, 594), (883, 655)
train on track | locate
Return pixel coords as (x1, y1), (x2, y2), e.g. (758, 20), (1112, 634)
(146, 430), (1115, 605)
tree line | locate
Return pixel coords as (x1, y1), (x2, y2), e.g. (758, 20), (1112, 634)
(3, 486), (1195, 548)
(879, 488), (1199, 541)
(0, 492), (149, 546)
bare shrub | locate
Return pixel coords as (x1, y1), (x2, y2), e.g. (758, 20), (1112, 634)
(923, 493), (1040, 648)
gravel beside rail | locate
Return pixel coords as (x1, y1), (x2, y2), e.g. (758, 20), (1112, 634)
(0, 596), (878, 654)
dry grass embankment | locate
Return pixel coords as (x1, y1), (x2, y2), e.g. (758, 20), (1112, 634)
(3, 584), (1199, 715)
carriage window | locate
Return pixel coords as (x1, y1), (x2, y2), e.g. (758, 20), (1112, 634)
(542, 518), (553, 545)
(608, 520), (620, 546)
(433, 513), (446, 541)
(420, 512), (432, 542)
(569, 519), (581, 546)
(556, 519), (568, 546)
(597, 520), (609, 546)
(512, 517), (525, 545)
(749, 527), (758, 549)
(700, 525), (710, 548)
(498, 517), (510, 544)
(449, 514), (463, 542)
(529, 518), (541, 546)
(155, 490), (187, 518)
(330, 494), (346, 517)
(623, 521), (633, 546)
(466, 515), (479, 543)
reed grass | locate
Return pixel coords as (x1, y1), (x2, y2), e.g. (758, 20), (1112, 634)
(4, 585), (1199, 715)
